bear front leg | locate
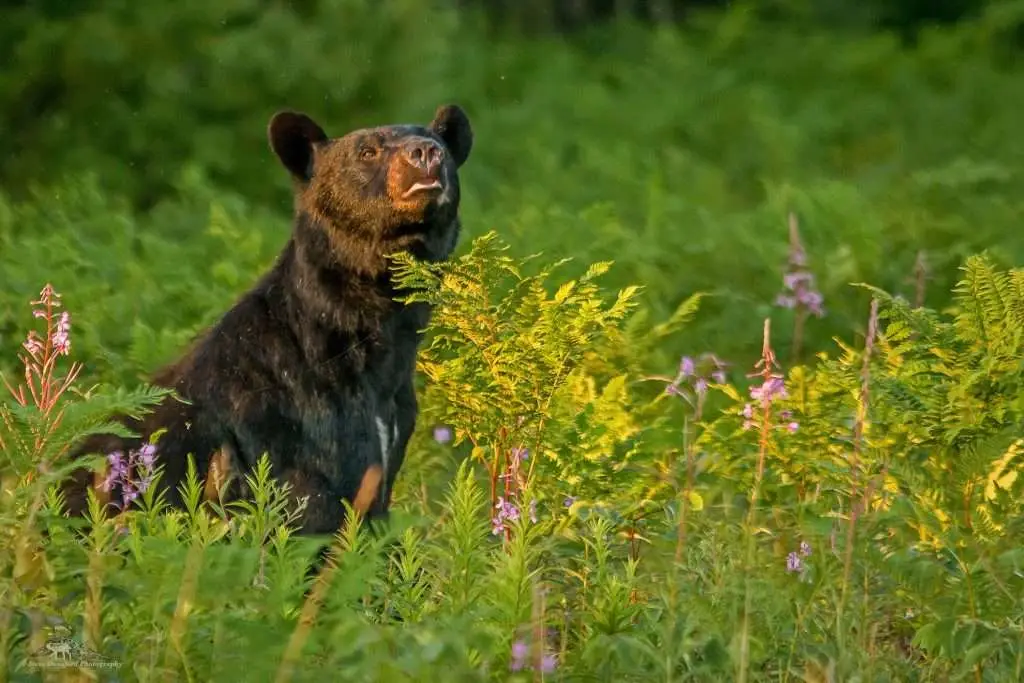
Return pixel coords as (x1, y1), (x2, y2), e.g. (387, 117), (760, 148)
(378, 375), (418, 514)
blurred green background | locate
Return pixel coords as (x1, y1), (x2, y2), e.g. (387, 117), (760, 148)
(2, 0), (1024, 386)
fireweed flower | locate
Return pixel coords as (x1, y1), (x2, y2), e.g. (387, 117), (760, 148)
(775, 217), (825, 318)
(510, 641), (529, 671)
(741, 403), (755, 430)
(509, 637), (558, 673)
(786, 540), (811, 573)
(785, 541), (812, 574)
(102, 451), (128, 492)
(51, 311), (72, 355)
(101, 445), (159, 511)
(742, 375), (799, 432)
(750, 376), (787, 404)
(492, 496), (521, 535)
(432, 425), (452, 444)
(21, 285), (74, 356)
(138, 443), (157, 470)
(666, 352), (729, 402)
(23, 332), (45, 356)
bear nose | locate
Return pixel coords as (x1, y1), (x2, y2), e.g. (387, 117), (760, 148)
(403, 138), (443, 174)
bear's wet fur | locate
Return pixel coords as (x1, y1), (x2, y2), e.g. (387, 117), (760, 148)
(62, 104), (473, 536)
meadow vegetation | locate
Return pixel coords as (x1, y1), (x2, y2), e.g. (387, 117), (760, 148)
(2, 2), (1024, 680)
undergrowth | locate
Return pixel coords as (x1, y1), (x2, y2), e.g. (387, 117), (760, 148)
(1, 232), (1021, 682)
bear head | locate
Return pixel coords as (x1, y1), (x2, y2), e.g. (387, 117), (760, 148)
(267, 104), (473, 276)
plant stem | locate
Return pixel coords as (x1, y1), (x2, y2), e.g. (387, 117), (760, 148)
(838, 298), (878, 648)
(740, 318), (776, 683)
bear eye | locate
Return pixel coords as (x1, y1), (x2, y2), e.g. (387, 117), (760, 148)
(358, 146), (377, 161)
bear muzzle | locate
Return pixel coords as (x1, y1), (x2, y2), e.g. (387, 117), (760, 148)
(396, 137), (446, 200)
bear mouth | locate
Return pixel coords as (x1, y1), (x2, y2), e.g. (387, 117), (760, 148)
(400, 178), (443, 200)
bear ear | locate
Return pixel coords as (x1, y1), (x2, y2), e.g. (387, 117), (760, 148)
(268, 111), (329, 181)
(429, 104), (473, 168)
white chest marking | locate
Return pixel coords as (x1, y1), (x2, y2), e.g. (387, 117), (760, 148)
(375, 414), (392, 483)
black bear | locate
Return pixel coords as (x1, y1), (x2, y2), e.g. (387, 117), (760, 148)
(63, 104), (473, 535)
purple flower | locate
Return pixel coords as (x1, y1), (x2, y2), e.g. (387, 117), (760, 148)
(668, 352), (729, 400)
(509, 638), (558, 673)
(797, 289), (821, 306)
(783, 272), (813, 290)
(502, 501), (520, 522)
(775, 294), (797, 309)
(510, 641), (529, 671)
(22, 332), (44, 356)
(776, 266), (825, 318)
(786, 552), (803, 573)
(776, 410), (799, 433)
(563, 495), (576, 508)
(433, 425), (452, 444)
(741, 403), (755, 430)
(138, 443), (158, 470)
(123, 487), (139, 506)
(799, 541), (811, 557)
(51, 311), (71, 356)
(101, 451), (127, 492)
(744, 381), (800, 433)
(775, 220), (825, 318)
(750, 377), (787, 405)
(100, 446), (158, 510)
(797, 289), (825, 317)
(492, 496), (521, 535)
(511, 446), (529, 462)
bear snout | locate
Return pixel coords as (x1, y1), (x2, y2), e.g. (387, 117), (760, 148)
(390, 137), (448, 202)
(401, 137), (444, 175)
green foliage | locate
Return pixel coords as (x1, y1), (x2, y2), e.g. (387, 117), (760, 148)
(4, 234), (1024, 680)
(0, 171), (284, 386)
(5, 2), (1024, 371)
(3, 3), (1024, 681)
(391, 232), (659, 507)
(690, 254), (1024, 681)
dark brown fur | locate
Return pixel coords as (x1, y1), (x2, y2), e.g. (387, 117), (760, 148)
(62, 104), (473, 535)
